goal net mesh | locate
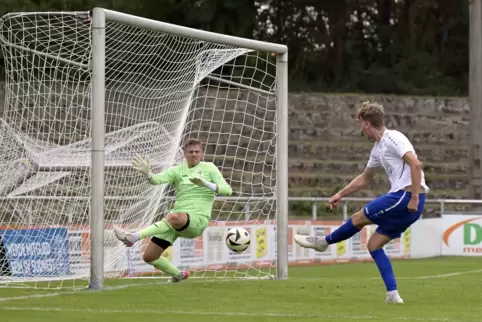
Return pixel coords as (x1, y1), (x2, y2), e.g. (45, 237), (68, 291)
(0, 11), (278, 289)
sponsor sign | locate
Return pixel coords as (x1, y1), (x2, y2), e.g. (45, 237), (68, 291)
(442, 215), (482, 255)
(0, 228), (69, 277)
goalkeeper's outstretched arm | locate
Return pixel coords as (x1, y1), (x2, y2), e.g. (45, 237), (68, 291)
(149, 168), (176, 185)
(132, 155), (176, 185)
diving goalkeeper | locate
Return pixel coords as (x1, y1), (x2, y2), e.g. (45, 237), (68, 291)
(113, 138), (232, 282)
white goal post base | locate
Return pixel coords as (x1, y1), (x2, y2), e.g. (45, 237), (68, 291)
(0, 8), (288, 289)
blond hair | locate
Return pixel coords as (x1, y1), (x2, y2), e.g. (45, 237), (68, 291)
(183, 138), (203, 150)
(356, 100), (385, 128)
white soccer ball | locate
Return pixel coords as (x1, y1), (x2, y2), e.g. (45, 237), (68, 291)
(225, 227), (250, 252)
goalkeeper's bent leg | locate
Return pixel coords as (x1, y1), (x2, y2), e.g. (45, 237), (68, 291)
(137, 219), (172, 240)
(148, 256), (181, 277)
(133, 213), (188, 241)
(114, 220), (173, 245)
(144, 241), (190, 282)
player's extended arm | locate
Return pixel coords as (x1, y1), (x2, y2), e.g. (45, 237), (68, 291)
(149, 170), (175, 185)
(402, 151), (422, 196)
(337, 167), (377, 197)
(132, 155), (175, 185)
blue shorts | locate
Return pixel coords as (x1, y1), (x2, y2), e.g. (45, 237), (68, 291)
(363, 190), (425, 239)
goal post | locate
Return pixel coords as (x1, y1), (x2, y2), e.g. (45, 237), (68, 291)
(0, 8), (288, 290)
(91, 8), (106, 290)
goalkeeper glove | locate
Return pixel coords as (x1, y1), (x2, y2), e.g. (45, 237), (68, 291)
(189, 176), (217, 192)
(132, 155), (152, 179)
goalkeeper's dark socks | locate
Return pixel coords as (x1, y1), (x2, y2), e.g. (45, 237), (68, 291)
(325, 218), (360, 244)
(370, 248), (397, 291)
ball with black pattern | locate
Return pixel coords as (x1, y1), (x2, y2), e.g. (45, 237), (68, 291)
(225, 227), (250, 252)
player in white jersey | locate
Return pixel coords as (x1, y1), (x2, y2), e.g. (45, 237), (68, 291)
(294, 100), (429, 304)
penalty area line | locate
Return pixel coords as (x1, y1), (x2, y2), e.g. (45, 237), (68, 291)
(1, 307), (481, 322)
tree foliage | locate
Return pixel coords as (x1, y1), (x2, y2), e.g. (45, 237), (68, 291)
(0, 0), (470, 95)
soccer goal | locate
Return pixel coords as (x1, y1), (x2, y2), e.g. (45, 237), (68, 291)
(0, 9), (288, 289)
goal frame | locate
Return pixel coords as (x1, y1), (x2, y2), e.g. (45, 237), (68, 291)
(89, 8), (289, 290)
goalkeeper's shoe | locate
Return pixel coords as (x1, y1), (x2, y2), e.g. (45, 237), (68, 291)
(293, 234), (329, 252)
(385, 291), (404, 304)
(113, 226), (136, 247)
(171, 270), (190, 283)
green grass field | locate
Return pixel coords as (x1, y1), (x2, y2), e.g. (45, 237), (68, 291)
(1, 256), (481, 322)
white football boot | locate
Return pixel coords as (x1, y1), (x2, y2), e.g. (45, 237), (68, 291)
(293, 234), (329, 252)
(113, 225), (137, 247)
(385, 290), (404, 304)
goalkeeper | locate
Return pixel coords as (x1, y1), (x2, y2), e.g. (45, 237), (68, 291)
(113, 139), (232, 282)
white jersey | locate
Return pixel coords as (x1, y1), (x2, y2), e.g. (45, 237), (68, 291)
(366, 129), (429, 193)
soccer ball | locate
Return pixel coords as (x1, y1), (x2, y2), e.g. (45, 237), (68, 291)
(225, 227), (250, 252)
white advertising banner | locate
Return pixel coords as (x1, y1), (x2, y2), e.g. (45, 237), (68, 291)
(442, 214), (482, 256)
(5, 215), (475, 281)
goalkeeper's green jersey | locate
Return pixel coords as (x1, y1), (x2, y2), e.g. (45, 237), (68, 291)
(148, 161), (232, 218)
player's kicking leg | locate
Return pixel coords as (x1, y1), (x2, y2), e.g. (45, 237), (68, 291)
(294, 208), (369, 252)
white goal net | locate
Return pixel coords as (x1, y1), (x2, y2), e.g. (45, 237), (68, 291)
(0, 10), (287, 289)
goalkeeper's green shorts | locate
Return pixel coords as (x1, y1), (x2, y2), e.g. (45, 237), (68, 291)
(151, 213), (209, 247)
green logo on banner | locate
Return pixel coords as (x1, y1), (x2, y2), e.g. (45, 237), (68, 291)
(464, 223), (482, 245)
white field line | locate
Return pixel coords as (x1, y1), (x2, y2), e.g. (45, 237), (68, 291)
(0, 280), (170, 302)
(369, 269), (482, 280)
(0, 292), (66, 302)
(290, 269), (482, 281)
(1, 306), (482, 322)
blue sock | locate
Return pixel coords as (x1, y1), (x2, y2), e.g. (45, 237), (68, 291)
(325, 218), (360, 244)
(370, 248), (397, 291)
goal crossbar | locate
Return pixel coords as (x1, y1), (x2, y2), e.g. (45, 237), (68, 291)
(100, 9), (287, 55)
